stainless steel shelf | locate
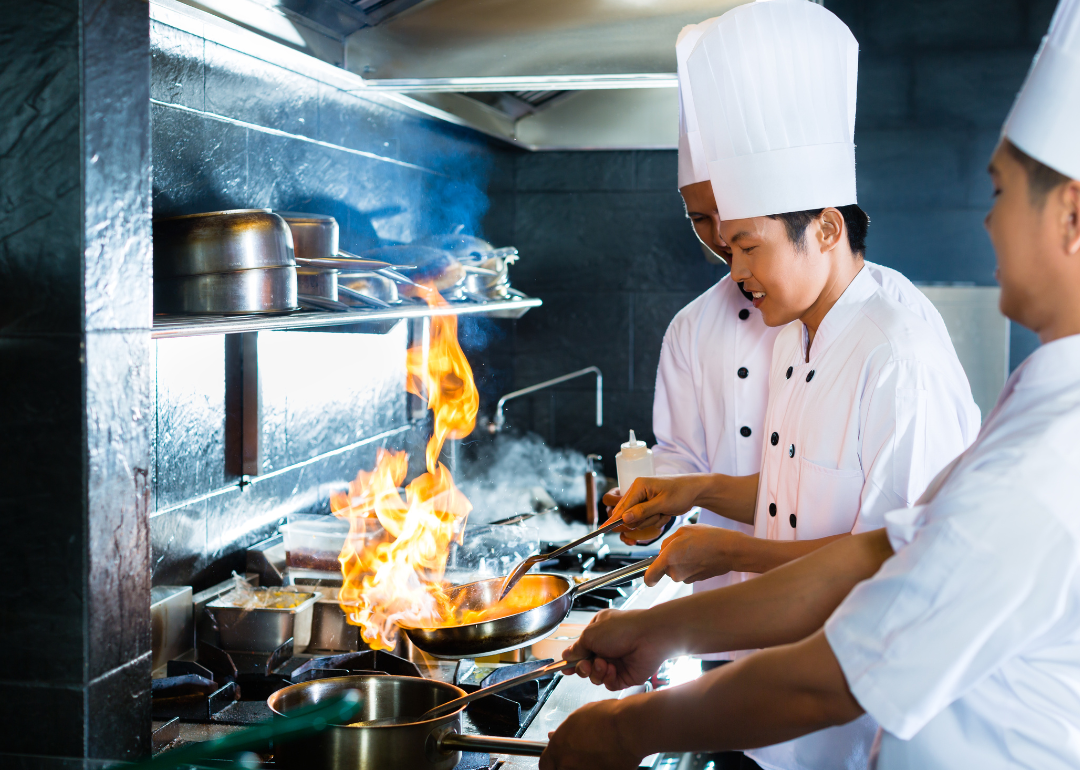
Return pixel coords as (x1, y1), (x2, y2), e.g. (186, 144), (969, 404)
(151, 296), (541, 339)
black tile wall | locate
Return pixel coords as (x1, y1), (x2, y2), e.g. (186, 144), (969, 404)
(1, 0), (152, 762)
(147, 14), (519, 592)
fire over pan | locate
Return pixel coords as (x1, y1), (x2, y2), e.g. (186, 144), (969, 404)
(400, 557), (655, 659)
(267, 674), (547, 770)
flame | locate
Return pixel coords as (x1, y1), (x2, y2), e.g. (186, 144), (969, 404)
(336, 286), (480, 649)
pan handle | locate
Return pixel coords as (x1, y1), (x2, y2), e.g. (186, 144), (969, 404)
(574, 556), (657, 596)
(439, 732), (547, 757)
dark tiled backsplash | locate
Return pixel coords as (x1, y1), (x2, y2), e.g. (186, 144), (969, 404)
(147, 13), (512, 588)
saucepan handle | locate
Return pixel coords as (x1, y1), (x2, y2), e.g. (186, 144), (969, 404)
(574, 556), (657, 596)
(439, 732), (548, 757)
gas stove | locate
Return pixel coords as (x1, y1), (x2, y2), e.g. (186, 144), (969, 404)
(151, 536), (674, 769)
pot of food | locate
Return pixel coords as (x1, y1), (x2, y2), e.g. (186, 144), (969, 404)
(267, 675), (547, 770)
(400, 557), (655, 659)
(154, 209), (295, 277)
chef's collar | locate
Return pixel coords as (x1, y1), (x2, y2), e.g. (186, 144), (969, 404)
(1012, 333), (1080, 392)
(801, 265), (876, 361)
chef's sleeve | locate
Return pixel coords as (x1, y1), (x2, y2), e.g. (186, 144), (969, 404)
(852, 356), (973, 533)
(652, 325), (708, 477)
(824, 466), (1079, 740)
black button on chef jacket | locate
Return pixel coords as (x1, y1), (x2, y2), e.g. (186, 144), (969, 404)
(739, 308), (750, 320)
(738, 367), (748, 379)
(740, 426), (752, 437)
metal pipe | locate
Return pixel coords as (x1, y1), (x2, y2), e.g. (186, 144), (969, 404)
(491, 366), (602, 432)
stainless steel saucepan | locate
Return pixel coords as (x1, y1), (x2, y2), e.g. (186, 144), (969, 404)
(267, 674), (548, 770)
(400, 557), (655, 659)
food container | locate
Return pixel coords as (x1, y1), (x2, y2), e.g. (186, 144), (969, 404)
(530, 622), (586, 661)
(151, 586), (194, 674)
(206, 588), (318, 652)
(154, 265), (299, 315)
(153, 209), (295, 278)
(281, 513), (384, 573)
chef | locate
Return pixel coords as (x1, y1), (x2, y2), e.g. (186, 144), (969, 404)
(635, 10), (961, 603)
(543, 2), (1080, 766)
(605, 2), (980, 769)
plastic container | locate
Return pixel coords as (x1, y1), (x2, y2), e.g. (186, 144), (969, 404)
(616, 430), (654, 492)
(280, 513), (383, 573)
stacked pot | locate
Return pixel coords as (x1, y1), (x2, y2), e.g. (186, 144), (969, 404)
(154, 209), (299, 315)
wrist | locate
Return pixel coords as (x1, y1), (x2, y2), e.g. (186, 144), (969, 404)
(613, 691), (660, 759)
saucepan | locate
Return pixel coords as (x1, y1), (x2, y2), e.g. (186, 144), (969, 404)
(399, 556), (655, 659)
(267, 674), (548, 770)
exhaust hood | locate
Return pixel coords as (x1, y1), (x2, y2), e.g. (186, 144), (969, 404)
(165, 0), (754, 149)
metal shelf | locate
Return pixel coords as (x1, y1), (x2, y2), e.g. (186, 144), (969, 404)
(151, 296), (541, 339)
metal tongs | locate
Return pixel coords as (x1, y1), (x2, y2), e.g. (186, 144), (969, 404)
(497, 516), (626, 601)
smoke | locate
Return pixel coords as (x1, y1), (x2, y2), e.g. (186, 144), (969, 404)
(456, 432), (595, 543)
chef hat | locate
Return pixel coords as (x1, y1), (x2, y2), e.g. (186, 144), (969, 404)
(687, 0), (860, 220)
(677, 18), (718, 188)
(1003, 0), (1080, 180)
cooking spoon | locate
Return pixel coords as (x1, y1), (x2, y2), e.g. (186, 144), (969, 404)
(349, 658), (576, 727)
(498, 516), (626, 601)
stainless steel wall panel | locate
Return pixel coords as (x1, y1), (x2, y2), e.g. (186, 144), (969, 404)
(154, 336), (228, 507)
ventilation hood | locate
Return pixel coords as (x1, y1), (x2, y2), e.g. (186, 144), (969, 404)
(166, 0), (754, 149)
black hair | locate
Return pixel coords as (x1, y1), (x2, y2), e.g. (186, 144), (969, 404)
(1004, 140), (1071, 207)
(767, 204), (870, 256)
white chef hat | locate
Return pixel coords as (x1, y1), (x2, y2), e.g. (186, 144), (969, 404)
(1003, 0), (1080, 180)
(677, 18), (718, 188)
(687, 0), (860, 220)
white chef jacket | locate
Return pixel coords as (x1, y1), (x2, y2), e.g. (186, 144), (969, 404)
(825, 333), (1080, 770)
(745, 267), (980, 770)
(652, 265), (962, 635)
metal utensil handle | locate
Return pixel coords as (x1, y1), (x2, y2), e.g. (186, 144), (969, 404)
(422, 659), (575, 720)
(535, 516), (626, 564)
(575, 556), (657, 596)
(439, 733), (547, 757)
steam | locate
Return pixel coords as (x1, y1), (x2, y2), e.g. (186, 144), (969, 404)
(457, 432), (595, 543)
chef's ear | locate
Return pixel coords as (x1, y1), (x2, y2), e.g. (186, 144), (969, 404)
(1062, 178), (1080, 257)
(816, 207), (845, 253)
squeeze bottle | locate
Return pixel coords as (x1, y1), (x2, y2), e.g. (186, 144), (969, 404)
(616, 430), (654, 492)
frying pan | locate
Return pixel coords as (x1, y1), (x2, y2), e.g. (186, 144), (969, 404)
(400, 557), (655, 659)
(268, 674), (547, 770)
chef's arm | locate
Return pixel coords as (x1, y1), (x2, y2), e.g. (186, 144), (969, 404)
(646, 529), (891, 653)
(613, 631), (862, 757)
(643, 528), (849, 585)
(612, 473), (758, 528)
(565, 530), (893, 691)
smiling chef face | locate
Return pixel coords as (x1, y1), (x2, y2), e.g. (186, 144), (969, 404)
(720, 208), (854, 328)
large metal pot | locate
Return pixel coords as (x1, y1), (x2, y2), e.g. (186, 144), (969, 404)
(154, 209), (295, 277)
(267, 675), (546, 770)
(155, 266), (299, 315)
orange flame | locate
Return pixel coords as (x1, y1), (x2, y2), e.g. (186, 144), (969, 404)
(336, 286), (480, 649)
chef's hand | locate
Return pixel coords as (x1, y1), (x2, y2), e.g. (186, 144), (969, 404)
(642, 524), (746, 587)
(602, 488), (672, 545)
(561, 608), (670, 690)
(540, 699), (642, 770)
(609, 476), (700, 535)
